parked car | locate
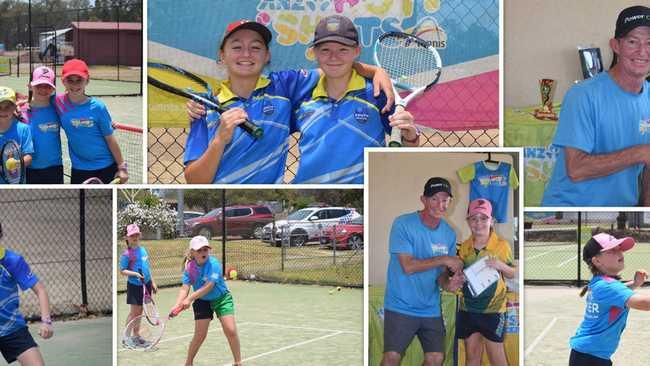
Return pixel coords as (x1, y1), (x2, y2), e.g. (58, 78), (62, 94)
(185, 205), (273, 240)
(262, 206), (360, 247)
(320, 215), (364, 250)
(176, 211), (205, 237)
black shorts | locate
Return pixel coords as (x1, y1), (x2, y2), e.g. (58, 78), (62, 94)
(71, 163), (117, 184)
(569, 349), (612, 366)
(26, 165), (64, 184)
(383, 309), (445, 354)
(0, 327), (38, 363)
(456, 310), (505, 343)
(126, 281), (153, 306)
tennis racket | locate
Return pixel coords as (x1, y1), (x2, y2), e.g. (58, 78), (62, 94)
(0, 140), (25, 184)
(148, 62), (263, 138)
(82, 177), (121, 184)
(138, 270), (159, 326)
(373, 31), (443, 147)
(122, 306), (184, 351)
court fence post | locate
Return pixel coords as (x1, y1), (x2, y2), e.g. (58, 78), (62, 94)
(577, 212), (582, 287)
(79, 189), (88, 306)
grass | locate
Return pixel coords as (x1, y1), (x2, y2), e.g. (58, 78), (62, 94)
(117, 238), (363, 291)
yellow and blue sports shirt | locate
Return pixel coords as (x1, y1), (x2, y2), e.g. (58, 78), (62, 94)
(291, 70), (392, 184)
(184, 70), (319, 183)
(458, 231), (513, 313)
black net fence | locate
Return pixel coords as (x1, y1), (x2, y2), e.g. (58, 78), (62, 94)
(117, 188), (363, 291)
(2, 189), (112, 320)
(0, 1), (142, 96)
(148, 128), (498, 184)
(524, 211), (650, 286)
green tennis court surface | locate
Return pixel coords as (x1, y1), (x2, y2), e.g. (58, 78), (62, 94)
(525, 286), (650, 365)
(117, 281), (362, 366)
(524, 242), (650, 282)
(30, 317), (111, 366)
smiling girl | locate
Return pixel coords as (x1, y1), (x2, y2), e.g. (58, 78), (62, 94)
(173, 236), (241, 366)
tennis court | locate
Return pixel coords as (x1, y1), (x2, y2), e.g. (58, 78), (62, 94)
(0, 74), (143, 183)
(31, 317), (111, 366)
(117, 281), (363, 366)
(524, 286), (650, 365)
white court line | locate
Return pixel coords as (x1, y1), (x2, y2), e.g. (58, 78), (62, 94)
(557, 255), (578, 267)
(224, 331), (343, 366)
(525, 317), (557, 358)
(243, 321), (362, 335)
(117, 321), (250, 353)
(525, 246), (570, 261)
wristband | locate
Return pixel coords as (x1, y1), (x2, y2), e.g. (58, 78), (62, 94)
(402, 126), (421, 144)
(42, 317), (52, 325)
(118, 162), (128, 172)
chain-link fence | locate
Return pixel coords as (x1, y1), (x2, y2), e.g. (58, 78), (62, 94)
(0, 1), (142, 96)
(2, 189), (112, 320)
(524, 211), (650, 286)
(148, 128), (498, 183)
(117, 189), (363, 290)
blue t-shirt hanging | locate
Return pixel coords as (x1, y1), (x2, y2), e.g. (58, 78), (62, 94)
(458, 161), (519, 223)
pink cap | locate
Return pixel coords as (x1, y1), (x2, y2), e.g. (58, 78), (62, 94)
(126, 223), (141, 237)
(30, 66), (56, 88)
(189, 235), (211, 251)
(467, 199), (492, 218)
(593, 232), (635, 252)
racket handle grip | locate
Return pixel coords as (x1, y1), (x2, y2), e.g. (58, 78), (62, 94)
(388, 127), (402, 147)
(240, 119), (263, 139)
(169, 306), (182, 318)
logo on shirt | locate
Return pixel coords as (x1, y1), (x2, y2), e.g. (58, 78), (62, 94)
(354, 107), (369, 124)
(430, 243), (449, 256)
(479, 175), (506, 187)
(584, 293), (600, 320)
(639, 118), (650, 135)
(71, 118), (95, 128)
(38, 122), (59, 133)
(262, 103), (275, 116)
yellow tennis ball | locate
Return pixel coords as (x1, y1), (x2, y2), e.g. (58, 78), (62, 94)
(229, 269), (238, 280)
(5, 158), (16, 171)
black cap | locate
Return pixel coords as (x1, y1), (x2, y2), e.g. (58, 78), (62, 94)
(220, 20), (272, 50)
(615, 6), (650, 38)
(423, 177), (453, 197)
(312, 15), (358, 47)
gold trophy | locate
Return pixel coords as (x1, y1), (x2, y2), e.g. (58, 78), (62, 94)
(533, 79), (558, 120)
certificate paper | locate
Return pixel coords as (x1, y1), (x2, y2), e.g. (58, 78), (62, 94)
(463, 256), (500, 297)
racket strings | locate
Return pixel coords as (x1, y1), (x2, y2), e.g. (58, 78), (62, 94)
(2, 143), (23, 183)
(377, 35), (441, 89)
(148, 67), (209, 95)
(123, 315), (163, 350)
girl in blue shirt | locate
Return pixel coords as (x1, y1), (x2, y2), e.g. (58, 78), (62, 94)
(20, 66), (63, 184)
(0, 87), (34, 184)
(0, 224), (53, 365)
(119, 224), (157, 348)
(570, 233), (650, 366)
(55, 59), (128, 184)
(173, 236), (241, 366)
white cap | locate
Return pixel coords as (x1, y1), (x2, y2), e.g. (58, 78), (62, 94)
(189, 235), (211, 251)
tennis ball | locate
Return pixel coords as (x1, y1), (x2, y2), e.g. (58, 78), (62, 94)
(229, 269), (238, 280)
(5, 158), (16, 171)
(337, 286), (342, 291)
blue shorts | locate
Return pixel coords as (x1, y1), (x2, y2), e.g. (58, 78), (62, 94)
(126, 281), (153, 306)
(0, 327), (38, 363)
(456, 310), (505, 343)
(383, 309), (445, 354)
(26, 165), (64, 184)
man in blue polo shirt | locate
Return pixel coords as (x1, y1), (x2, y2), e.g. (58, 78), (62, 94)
(0, 223), (53, 365)
(381, 177), (464, 366)
(541, 6), (650, 206)
(292, 15), (419, 184)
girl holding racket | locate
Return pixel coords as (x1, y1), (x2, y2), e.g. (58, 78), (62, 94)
(569, 233), (650, 366)
(119, 224), (157, 347)
(0, 87), (33, 184)
(456, 199), (515, 366)
(19, 66), (64, 184)
(173, 236), (242, 366)
(184, 19), (394, 184)
(0, 224), (54, 366)
(54, 59), (128, 184)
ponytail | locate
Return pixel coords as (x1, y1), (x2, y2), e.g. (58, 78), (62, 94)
(181, 249), (199, 284)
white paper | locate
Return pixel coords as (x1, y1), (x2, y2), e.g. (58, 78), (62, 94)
(463, 256), (500, 297)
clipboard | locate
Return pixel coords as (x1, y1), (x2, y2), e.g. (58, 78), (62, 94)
(463, 256), (500, 297)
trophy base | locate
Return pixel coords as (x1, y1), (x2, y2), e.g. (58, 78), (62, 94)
(533, 110), (558, 121)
